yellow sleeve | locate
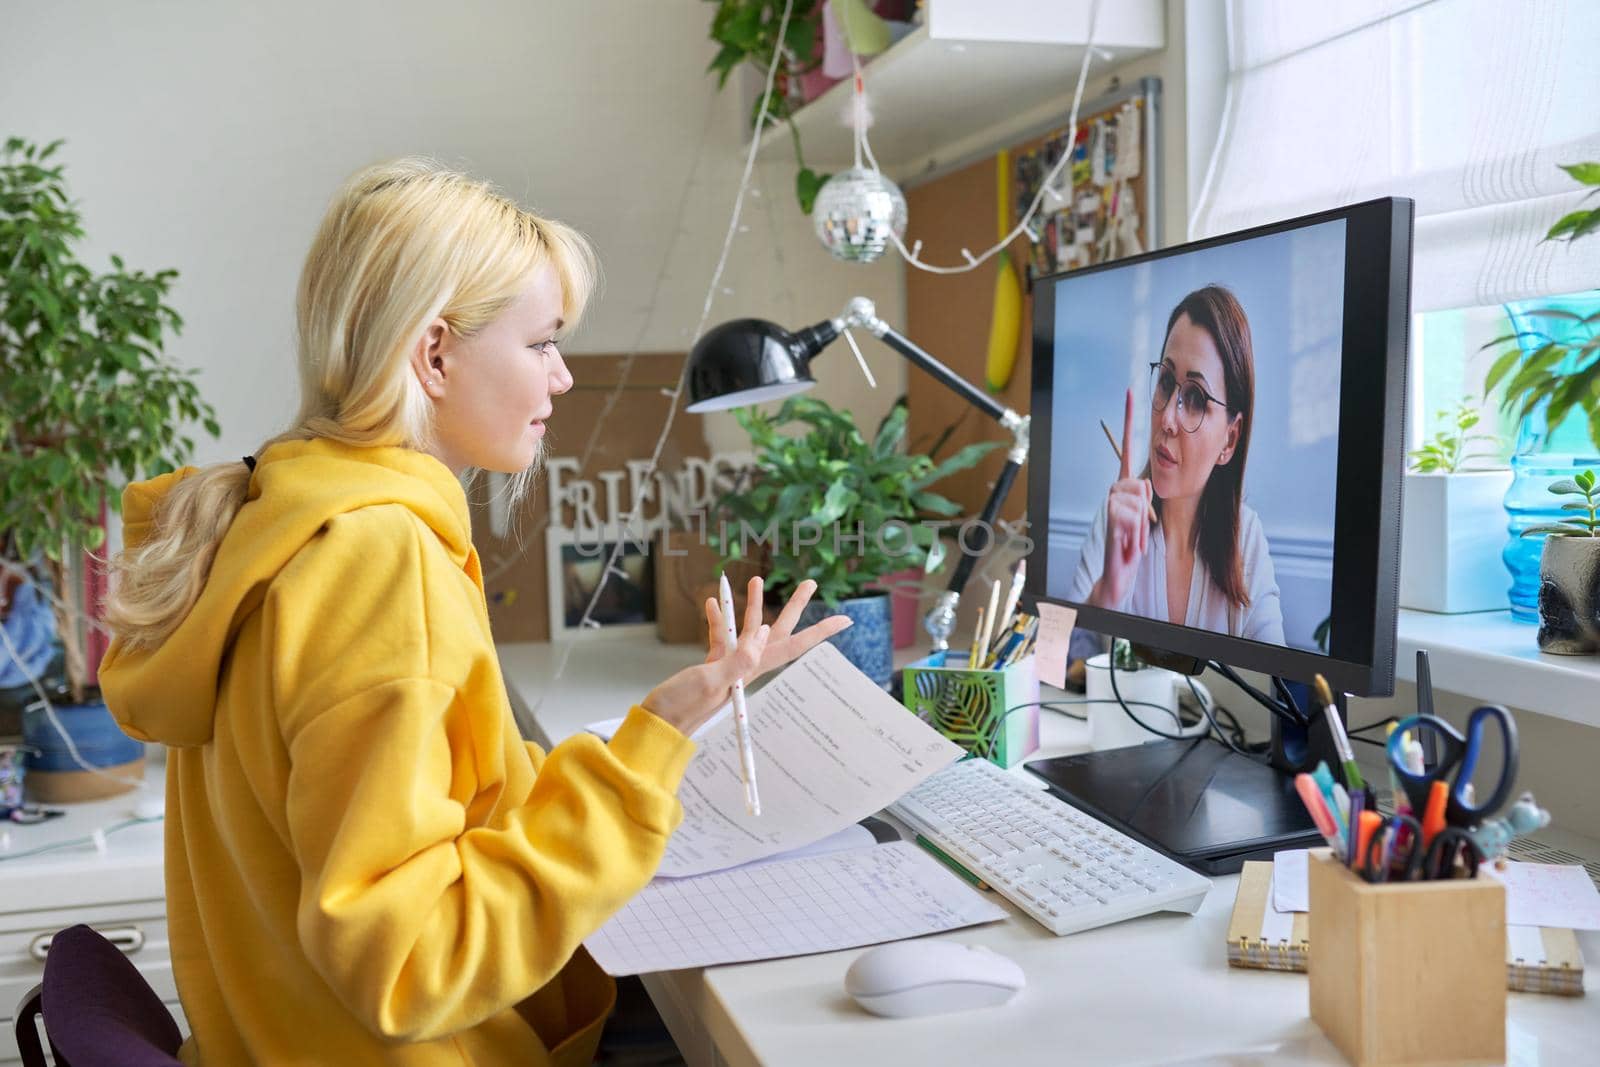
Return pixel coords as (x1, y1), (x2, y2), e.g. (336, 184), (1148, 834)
(285, 686), (693, 1042)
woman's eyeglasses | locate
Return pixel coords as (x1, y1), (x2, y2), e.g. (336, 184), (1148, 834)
(1148, 362), (1226, 434)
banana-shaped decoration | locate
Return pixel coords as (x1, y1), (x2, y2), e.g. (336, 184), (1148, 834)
(985, 149), (1022, 393)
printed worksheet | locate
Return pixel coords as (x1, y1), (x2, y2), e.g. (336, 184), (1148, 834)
(587, 841), (1007, 975)
(656, 642), (964, 878)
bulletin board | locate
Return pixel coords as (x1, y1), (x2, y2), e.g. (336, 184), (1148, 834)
(902, 79), (1163, 524)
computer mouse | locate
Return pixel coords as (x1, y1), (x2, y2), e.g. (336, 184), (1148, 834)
(844, 940), (1024, 1018)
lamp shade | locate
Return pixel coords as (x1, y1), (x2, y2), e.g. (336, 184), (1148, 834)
(684, 317), (837, 413)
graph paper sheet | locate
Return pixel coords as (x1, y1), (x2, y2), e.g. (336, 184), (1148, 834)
(584, 842), (1007, 975)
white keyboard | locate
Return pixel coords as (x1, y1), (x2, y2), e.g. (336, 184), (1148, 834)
(889, 757), (1211, 936)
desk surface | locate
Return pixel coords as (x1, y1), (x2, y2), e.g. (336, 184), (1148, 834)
(499, 638), (1600, 1067)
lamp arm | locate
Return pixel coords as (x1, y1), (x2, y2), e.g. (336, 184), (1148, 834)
(826, 297), (1031, 652)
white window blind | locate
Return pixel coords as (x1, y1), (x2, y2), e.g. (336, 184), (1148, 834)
(1192, 0), (1600, 311)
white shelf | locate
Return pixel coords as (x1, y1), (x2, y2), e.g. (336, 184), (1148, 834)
(760, 1), (1166, 179)
(1396, 608), (1600, 728)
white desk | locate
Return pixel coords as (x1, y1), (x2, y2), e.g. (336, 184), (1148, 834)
(499, 638), (1600, 1067)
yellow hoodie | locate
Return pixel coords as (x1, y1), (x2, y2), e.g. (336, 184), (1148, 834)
(99, 438), (695, 1066)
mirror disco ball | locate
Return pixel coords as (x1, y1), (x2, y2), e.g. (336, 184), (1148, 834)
(812, 167), (908, 264)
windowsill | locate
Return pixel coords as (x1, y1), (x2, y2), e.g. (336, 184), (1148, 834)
(1396, 608), (1600, 727)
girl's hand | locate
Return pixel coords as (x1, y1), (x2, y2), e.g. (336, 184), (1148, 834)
(1092, 389), (1154, 609)
(642, 577), (850, 737)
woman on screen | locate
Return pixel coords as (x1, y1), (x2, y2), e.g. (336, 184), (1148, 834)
(1069, 285), (1285, 644)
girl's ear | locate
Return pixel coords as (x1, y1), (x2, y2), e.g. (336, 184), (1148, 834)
(1217, 412), (1243, 466)
(411, 318), (449, 395)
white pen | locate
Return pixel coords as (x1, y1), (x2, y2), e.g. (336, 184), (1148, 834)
(996, 559), (1026, 646)
(719, 572), (761, 816)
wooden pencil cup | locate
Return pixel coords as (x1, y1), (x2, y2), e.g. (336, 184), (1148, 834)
(1307, 848), (1505, 1067)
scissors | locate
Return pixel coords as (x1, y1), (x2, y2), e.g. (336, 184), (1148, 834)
(1386, 705), (1518, 828)
(1357, 813), (1482, 882)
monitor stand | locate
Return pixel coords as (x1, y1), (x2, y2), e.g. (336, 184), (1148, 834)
(1024, 678), (1346, 876)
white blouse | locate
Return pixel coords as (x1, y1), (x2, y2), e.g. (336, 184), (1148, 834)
(1067, 501), (1286, 645)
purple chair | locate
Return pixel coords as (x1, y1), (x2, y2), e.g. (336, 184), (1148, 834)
(13, 924), (184, 1067)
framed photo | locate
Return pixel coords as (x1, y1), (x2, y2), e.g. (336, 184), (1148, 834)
(545, 525), (658, 641)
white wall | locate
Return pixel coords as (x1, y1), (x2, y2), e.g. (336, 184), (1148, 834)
(0, 0), (906, 471)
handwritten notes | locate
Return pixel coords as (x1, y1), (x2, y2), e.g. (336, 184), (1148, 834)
(656, 642), (964, 878)
(1034, 603), (1077, 689)
(1487, 862), (1600, 930)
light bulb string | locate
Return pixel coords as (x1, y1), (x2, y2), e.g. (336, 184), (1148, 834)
(850, 0), (1102, 276)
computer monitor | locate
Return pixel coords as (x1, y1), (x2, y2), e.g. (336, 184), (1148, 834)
(1022, 197), (1414, 873)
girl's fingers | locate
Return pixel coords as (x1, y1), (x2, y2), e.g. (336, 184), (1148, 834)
(772, 578), (817, 637)
(774, 614), (851, 665)
(743, 575), (764, 636)
(703, 597), (724, 663)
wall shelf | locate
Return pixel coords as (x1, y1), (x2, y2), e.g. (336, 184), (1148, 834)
(759, 1), (1166, 180)
(1396, 608), (1600, 728)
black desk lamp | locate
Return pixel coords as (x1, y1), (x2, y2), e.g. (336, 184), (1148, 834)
(685, 297), (1030, 652)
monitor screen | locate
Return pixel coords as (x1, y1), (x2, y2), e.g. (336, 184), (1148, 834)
(1027, 198), (1412, 696)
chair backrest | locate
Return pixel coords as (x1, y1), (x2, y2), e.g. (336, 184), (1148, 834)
(14, 923), (184, 1067)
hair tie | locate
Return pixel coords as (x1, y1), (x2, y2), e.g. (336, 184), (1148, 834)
(242, 456), (257, 472)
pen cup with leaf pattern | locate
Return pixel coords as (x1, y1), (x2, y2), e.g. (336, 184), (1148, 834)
(901, 652), (1039, 769)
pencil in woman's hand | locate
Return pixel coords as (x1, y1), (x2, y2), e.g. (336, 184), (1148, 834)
(1099, 417), (1158, 526)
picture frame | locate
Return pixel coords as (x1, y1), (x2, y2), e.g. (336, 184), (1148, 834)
(545, 524), (658, 641)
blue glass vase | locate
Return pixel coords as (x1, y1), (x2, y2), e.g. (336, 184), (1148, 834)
(1502, 294), (1600, 621)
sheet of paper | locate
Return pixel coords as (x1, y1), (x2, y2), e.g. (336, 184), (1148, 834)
(1034, 603), (1076, 689)
(1259, 893), (1295, 945)
(585, 702), (732, 743)
(1506, 924), (1547, 965)
(659, 822), (877, 879)
(1272, 849), (1309, 913)
(1485, 862), (1600, 930)
(584, 841), (1007, 976)
(657, 642), (964, 878)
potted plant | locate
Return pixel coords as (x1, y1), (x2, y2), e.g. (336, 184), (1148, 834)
(1480, 161), (1600, 620)
(1398, 396), (1510, 613)
(714, 396), (994, 686)
(1523, 469), (1600, 654)
(0, 137), (219, 799)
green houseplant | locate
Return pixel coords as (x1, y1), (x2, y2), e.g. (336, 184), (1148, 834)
(1, 137), (218, 795)
(1398, 396), (1510, 613)
(713, 396), (994, 684)
(1525, 469), (1600, 654)
(705, 0), (831, 212)
(1479, 161), (1600, 619)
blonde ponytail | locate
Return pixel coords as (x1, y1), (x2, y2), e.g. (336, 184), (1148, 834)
(106, 158), (596, 651)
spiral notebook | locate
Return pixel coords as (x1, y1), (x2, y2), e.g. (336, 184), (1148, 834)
(1226, 861), (1585, 996)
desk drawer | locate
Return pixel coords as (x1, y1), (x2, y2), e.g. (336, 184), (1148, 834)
(0, 899), (174, 1027)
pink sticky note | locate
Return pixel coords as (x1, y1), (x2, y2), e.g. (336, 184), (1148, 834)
(1034, 603), (1077, 689)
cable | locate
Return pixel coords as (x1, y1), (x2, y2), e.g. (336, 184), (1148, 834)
(0, 816), (156, 864)
(1205, 659), (1308, 729)
(1106, 653), (1200, 742)
(529, 0), (800, 724)
(1187, 675), (1248, 758)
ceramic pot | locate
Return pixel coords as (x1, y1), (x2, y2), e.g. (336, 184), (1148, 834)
(23, 694), (144, 801)
(1536, 535), (1600, 654)
(799, 590), (892, 687)
(1399, 471), (1513, 613)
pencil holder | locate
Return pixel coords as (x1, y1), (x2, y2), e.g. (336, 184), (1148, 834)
(1307, 848), (1505, 1067)
(901, 652), (1039, 769)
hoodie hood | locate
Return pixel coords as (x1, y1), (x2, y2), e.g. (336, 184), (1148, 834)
(100, 439), (476, 748)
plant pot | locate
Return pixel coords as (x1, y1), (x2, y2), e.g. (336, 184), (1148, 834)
(799, 590), (893, 688)
(1399, 471), (1514, 613)
(868, 567), (922, 649)
(1536, 535), (1600, 655)
(1501, 294), (1600, 621)
(22, 694), (144, 802)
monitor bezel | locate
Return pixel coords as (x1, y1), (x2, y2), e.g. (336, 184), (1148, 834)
(1025, 196), (1413, 697)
